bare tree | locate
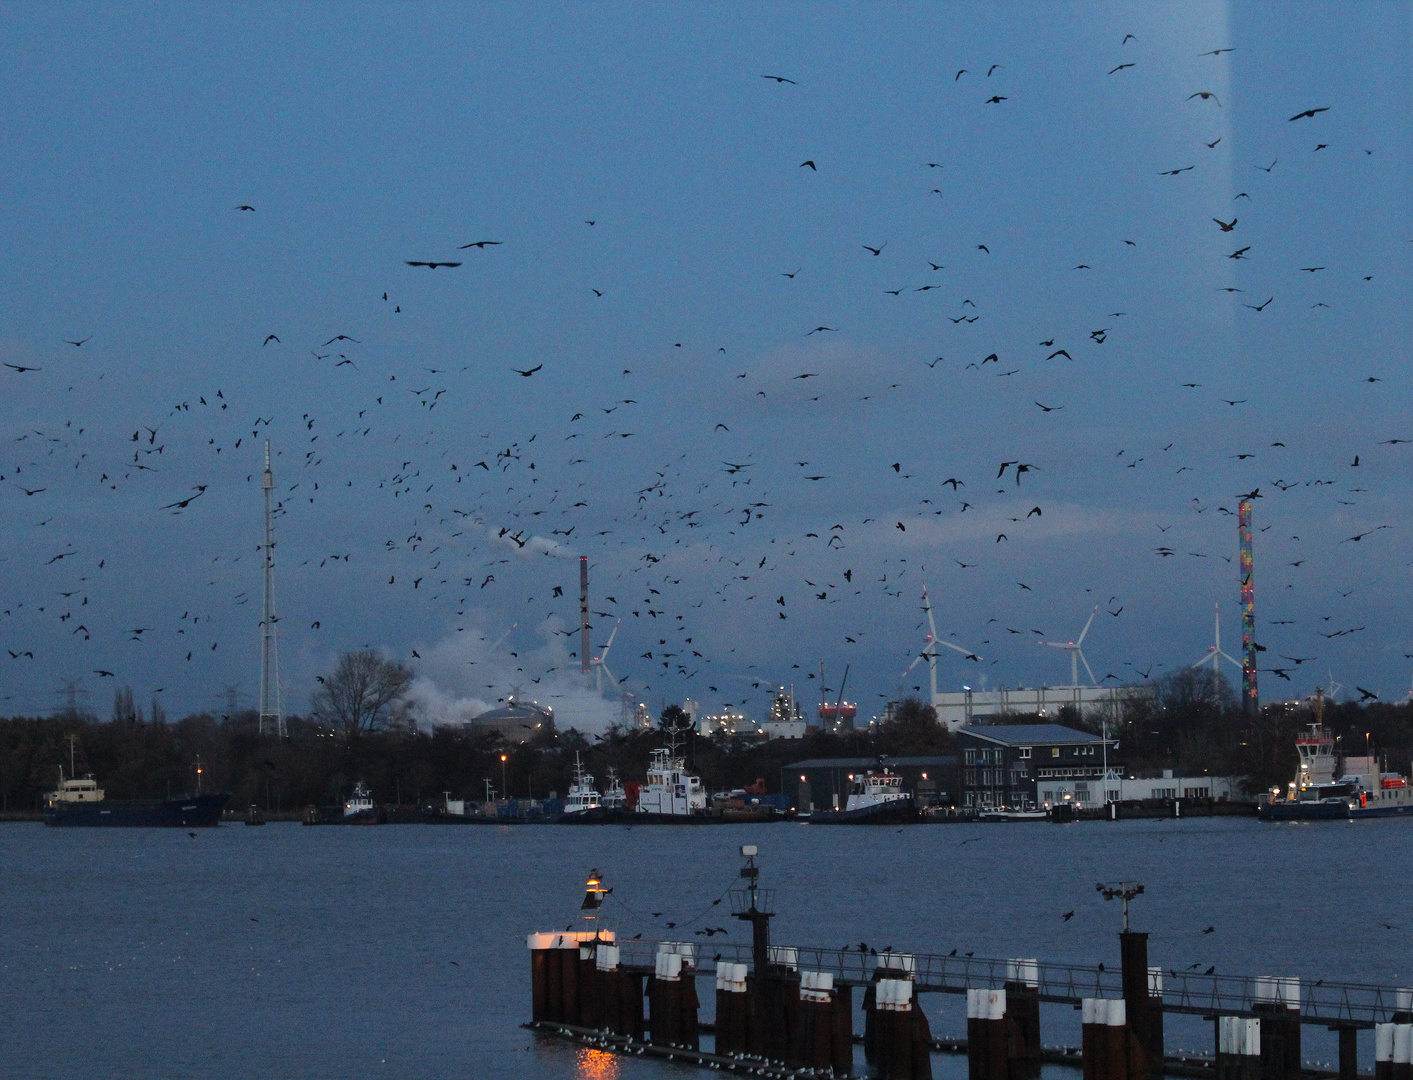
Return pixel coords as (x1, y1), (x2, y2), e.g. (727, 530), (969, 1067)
(311, 651), (412, 735)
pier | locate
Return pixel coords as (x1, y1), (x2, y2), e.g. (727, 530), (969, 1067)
(527, 852), (1413, 1080)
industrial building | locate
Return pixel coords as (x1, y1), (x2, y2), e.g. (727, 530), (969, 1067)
(782, 755), (959, 812)
(955, 724), (1116, 810)
(931, 684), (1151, 730)
(469, 698), (554, 743)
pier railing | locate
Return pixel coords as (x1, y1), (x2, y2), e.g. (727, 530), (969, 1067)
(611, 939), (1407, 1027)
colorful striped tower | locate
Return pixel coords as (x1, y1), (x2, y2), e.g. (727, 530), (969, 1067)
(1239, 500), (1257, 714)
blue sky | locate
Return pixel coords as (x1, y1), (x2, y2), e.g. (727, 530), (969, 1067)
(0, 3), (1408, 726)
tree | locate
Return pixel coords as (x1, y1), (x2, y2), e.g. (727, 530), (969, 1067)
(878, 697), (953, 756)
(311, 651), (413, 735)
(659, 704), (691, 734)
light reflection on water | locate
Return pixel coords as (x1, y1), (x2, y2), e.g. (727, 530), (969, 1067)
(575, 1046), (623, 1080)
(0, 817), (1406, 1078)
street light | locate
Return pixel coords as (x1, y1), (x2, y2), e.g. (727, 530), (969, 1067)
(500, 754), (508, 800)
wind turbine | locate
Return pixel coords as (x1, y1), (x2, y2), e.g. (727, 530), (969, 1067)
(1326, 668), (1344, 703)
(591, 619), (621, 692)
(902, 584), (982, 702)
(1191, 603), (1241, 677)
(1041, 606), (1099, 687)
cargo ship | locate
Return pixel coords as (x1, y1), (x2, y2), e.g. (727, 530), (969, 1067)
(43, 769), (229, 827)
(1260, 689), (1413, 821)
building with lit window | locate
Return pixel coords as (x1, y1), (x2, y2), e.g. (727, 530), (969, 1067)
(954, 724), (1117, 810)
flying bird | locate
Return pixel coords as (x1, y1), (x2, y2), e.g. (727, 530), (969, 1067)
(799, 160), (816, 170)
(1213, 218), (1237, 232)
(513, 365), (543, 377)
(458, 240), (502, 249)
(1188, 91), (1221, 105)
(405, 261), (462, 269)
(4, 363), (41, 372)
(1289, 107), (1329, 121)
(1109, 63), (1134, 74)
(762, 75), (797, 84)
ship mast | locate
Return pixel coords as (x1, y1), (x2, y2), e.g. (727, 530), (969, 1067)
(258, 441), (284, 738)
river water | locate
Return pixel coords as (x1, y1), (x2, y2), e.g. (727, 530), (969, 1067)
(2, 816), (1407, 1079)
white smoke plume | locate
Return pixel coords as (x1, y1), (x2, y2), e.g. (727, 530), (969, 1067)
(406, 614), (622, 734)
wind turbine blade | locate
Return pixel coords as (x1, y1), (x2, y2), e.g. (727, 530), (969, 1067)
(1076, 606), (1098, 647)
(1218, 650), (1241, 668)
(937, 640), (982, 660)
(903, 653), (926, 678)
(1191, 650), (1215, 670)
(1079, 650), (1097, 686)
(600, 618), (621, 659)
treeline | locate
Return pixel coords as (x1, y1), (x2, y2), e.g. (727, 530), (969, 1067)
(0, 699), (955, 813)
(2, 675), (1409, 812)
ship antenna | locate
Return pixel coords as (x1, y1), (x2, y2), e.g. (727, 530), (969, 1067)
(258, 440), (284, 738)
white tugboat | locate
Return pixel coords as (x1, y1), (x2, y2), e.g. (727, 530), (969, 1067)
(562, 754), (602, 816)
(809, 768), (917, 824)
(635, 748), (707, 817)
(600, 767), (627, 811)
(1261, 689), (1413, 820)
(342, 781), (385, 824)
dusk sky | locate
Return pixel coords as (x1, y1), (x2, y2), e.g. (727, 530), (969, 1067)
(1, 3), (1408, 728)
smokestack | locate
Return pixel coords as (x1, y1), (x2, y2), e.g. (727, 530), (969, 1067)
(580, 556), (590, 675)
(1239, 499), (1257, 714)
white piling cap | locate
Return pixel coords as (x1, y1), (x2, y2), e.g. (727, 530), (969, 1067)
(1007, 959), (1039, 987)
(1373, 1023), (1396, 1057)
(767, 945), (798, 970)
(716, 961), (748, 992)
(878, 978), (913, 1011)
(657, 941), (695, 966)
(655, 952), (682, 981)
(1394, 1025), (1413, 1065)
(986, 988), (1007, 1020)
(527, 932), (556, 950)
(1105, 998), (1126, 1027)
(877, 952), (916, 974)
(1399, 989), (1413, 1013)
(597, 944), (621, 971)
(1082, 998), (1097, 1025)
(1376, 1024), (1396, 1062)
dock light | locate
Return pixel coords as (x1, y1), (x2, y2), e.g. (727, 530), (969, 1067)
(500, 754), (508, 799)
(921, 773), (928, 780)
(799, 774), (806, 782)
(740, 845), (757, 857)
(582, 869), (606, 910)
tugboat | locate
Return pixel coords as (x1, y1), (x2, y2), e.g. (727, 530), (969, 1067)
(341, 782), (386, 825)
(600, 767), (627, 811)
(1260, 689), (1413, 820)
(562, 754), (602, 816)
(634, 747), (708, 819)
(808, 769), (917, 824)
(43, 766), (229, 828)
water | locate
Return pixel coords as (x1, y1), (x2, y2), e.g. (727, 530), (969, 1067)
(2, 816), (1408, 1079)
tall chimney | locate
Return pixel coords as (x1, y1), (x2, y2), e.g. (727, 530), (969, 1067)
(580, 556), (590, 675)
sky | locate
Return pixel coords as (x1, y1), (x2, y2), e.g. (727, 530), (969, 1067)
(0, 2), (1409, 729)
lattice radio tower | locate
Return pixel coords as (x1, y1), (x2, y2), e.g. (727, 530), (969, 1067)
(258, 441), (284, 737)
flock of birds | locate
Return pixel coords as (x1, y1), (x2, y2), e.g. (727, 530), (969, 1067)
(2, 29), (1406, 722)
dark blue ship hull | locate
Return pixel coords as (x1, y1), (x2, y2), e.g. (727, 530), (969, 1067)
(44, 793), (230, 827)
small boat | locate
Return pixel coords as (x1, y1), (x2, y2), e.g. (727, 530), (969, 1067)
(978, 808), (1050, 822)
(809, 770), (917, 824)
(341, 782), (386, 825)
(1260, 689), (1413, 821)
